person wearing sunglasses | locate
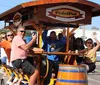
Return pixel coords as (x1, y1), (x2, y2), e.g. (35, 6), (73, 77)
(79, 32), (100, 73)
(0, 32), (13, 77)
(11, 26), (44, 85)
(42, 27), (66, 85)
(6, 32), (14, 64)
(0, 33), (8, 64)
(0, 32), (14, 65)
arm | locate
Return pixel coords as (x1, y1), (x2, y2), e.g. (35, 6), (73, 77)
(42, 29), (48, 42)
(79, 49), (87, 53)
(19, 35), (37, 51)
(42, 29), (48, 51)
(32, 47), (44, 52)
(78, 49), (87, 57)
(62, 28), (66, 37)
(60, 28), (67, 44)
(61, 36), (66, 44)
(92, 32), (100, 51)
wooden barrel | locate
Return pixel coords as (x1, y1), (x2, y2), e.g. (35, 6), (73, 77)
(56, 64), (88, 85)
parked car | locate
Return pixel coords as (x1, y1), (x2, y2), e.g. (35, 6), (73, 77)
(96, 51), (100, 62)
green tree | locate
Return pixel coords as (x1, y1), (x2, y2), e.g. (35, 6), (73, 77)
(0, 28), (9, 34)
(91, 26), (99, 30)
(0, 28), (32, 37)
(25, 30), (32, 36)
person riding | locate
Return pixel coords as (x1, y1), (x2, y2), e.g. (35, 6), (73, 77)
(0, 33), (7, 64)
(75, 37), (85, 64)
(11, 26), (44, 85)
(79, 32), (100, 73)
(42, 27), (66, 84)
(0, 32), (14, 65)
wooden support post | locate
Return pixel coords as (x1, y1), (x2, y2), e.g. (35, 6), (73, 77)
(38, 27), (42, 48)
(31, 22), (43, 85)
(66, 27), (70, 52)
(7, 26), (16, 36)
(69, 28), (78, 36)
(65, 26), (78, 65)
(65, 27), (71, 64)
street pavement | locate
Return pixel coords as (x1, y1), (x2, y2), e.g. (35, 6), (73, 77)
(88, 62), (100, 85)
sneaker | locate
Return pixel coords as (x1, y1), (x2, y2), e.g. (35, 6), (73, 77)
(6, 81), (12, 85)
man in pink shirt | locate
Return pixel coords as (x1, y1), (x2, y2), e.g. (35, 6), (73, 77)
(11, 26), (43, 85)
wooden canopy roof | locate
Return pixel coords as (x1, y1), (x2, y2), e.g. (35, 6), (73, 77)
(0, 0), (100, 20)
(0, 0), (100, 28)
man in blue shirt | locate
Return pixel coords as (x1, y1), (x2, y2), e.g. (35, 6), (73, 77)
(42, 27), (66, 85)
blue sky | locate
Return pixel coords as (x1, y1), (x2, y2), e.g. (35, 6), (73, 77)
(87, 0), (100, 28)
(0, 0), (100, 28)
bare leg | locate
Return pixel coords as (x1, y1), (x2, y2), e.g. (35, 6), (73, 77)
(6, 76), (13, 83)
(11, 82), (15, 85)
(29, 69), (39, 85)
(16, 78), (23, 85)
(82, 64), (89, 70)
(7, 74), (15, 85)
(11, 77), (18, 85)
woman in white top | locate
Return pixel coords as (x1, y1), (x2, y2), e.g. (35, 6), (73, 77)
(79, 32), (100, 73)
(0, 47), (7, 64)
(0, 34), (7, 64)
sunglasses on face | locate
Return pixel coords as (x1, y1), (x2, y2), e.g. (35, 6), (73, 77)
(20, 30), (26, 33)
(2, 37), (5, 39)
(87, 42), (92, 44)
(7, 34), (13, 37)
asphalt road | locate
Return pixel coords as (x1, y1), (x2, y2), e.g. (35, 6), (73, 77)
(88, 62), (100, 85)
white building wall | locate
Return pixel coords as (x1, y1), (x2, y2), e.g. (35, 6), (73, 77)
(74, 29), (100, 41)
(47, 28), (100, 42)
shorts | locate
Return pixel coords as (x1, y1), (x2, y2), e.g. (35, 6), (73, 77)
(86, 63), (96, 73)
(1, 57), (7, 64)
(12, 59), (36, 75)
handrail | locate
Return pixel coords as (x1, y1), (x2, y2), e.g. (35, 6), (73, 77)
(32, 51), (79, 55)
